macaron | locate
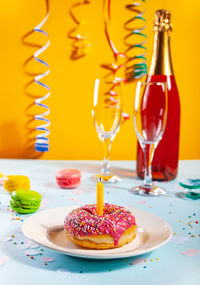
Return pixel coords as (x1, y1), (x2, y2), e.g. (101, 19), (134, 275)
(56, 169), (81, 189)
(4, 175), (30, 193)
(10, 190), (42, 214)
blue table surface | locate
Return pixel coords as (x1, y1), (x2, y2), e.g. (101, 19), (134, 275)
(0, 159), (200, 285)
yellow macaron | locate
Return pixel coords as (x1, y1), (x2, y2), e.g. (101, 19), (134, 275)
(4, 175), (30, 193)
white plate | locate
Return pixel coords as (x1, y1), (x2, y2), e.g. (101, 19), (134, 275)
(22, 206), (172, 260)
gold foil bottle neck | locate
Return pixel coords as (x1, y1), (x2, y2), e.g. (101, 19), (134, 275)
(154, 9), (172, 32)
(149, 9), (173, 75)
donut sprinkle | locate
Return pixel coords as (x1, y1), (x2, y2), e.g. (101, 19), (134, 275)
(64, 203), (136, 246)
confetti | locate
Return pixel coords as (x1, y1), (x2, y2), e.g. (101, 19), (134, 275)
(130, 258), (145, 266)
(0, 255), (9, 266)
(56, 269), (71, 275)
(137, 200), (147, 205)
(68, 197), (81, 203)
(73, 189), (82, 195)
(182, 249), (200, 257)
(24, 240), (40, 249)
(170, 236), (189, 244)
(25, 250), (40, 256)
(41, 257), (55, 263)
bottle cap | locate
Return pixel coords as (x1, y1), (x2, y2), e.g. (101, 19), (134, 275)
(154, 9), (172, 32)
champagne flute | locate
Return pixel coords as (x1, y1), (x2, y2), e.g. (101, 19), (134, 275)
(90, 79), (122, 183)
(130, 81), (168, 195)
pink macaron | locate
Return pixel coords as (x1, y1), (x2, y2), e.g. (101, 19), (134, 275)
(56, 169), (81, 189)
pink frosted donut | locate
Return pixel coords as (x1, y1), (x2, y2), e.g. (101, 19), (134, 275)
(64, 203), (137, 249)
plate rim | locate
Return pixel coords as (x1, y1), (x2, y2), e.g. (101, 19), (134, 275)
(22, 206), (173, 260)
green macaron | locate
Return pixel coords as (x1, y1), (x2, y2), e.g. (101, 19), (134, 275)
(10, 189), (42, 214)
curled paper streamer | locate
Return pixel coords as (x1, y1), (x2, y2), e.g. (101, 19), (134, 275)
(33, 3), (50, 152)
(124, 0), (147, 80)
(69, 0), (93, 59)
(103, 0), (130, 122)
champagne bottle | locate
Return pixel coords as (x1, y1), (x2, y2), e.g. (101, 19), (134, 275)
(136, 9), (181, 181)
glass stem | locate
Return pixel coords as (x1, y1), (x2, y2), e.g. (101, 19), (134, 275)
(101, 137), (112, 176)
(142, 143), (155, 187)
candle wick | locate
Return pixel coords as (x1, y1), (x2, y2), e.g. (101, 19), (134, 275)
(99, 177), (102, 182)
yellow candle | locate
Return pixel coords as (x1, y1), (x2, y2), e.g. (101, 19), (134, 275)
(97, 177), (104, 215)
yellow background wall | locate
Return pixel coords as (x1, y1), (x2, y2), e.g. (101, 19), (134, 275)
(0, 0), (199, 160)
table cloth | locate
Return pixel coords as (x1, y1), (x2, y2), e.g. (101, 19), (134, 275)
(0, 159), (200, 285)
